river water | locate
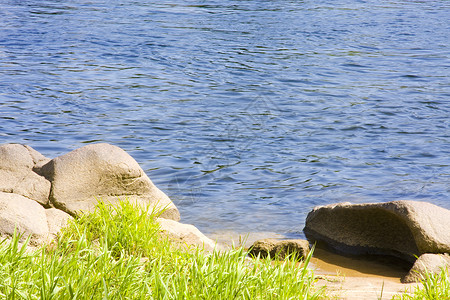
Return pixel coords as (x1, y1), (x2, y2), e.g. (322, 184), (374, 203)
(1, 0), (449, 238)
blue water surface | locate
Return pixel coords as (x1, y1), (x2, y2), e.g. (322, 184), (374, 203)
(1, 0), (449, 238)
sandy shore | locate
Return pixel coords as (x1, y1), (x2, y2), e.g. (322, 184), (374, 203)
(311, 247), (419, 299)
(208, 231), (420, 299)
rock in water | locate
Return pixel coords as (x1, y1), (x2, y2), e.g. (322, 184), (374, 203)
(304, 201), (450, 262)
(39, 143), (180, 220)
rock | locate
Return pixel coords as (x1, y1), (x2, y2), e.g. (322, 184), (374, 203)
(207, 230), (286, 249)
(304, 201), (450, 262)
(0, 192), (49, 244)
(157, 218), (218, 252)
(0, 144), (51, 206)
(45, 208), (73, 238)
(39, 143), (179, 220)
(402, 253), (450, 283)
(249, 238), (310, 260)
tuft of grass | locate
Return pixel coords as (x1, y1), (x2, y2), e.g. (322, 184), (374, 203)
(0, 200), (325, 299)
(393, 267), (450, 300)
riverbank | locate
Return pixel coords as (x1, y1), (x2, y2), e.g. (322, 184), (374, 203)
(311, 247), (419, 299)
(3, 200), (449, 299)
(210, 231), (422, 299)
(2, 143), (448, 299)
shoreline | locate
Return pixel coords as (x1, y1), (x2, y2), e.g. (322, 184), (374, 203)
(208, 230), (421, 299)
(207, 230), (410, 277)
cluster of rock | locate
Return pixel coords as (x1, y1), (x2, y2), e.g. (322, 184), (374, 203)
(303, 201), (450, 283)
(0, 143), (215, 251)
(2, 142), (449, 283)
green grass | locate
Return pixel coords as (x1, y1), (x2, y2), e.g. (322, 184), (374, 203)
(0, 200), (324, 299)
(393, 267), (450, 300)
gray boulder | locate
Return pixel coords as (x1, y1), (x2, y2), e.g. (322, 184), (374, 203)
(304, 201), (450, 262)
(0, 192), (49, 245)
(157, 218), (218, 252)
(249, 238), (310, 260)
(0, 144), (51, 206)
(45, 208), (73, 239)
(39, 143), (179, 220)
(402, 253), (450, 283)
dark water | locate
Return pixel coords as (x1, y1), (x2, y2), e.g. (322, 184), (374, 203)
(1, 0), (449, 238)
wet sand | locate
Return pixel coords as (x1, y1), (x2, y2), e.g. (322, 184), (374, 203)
(310, 246), (419, 299)
(310, 246), (411, 279)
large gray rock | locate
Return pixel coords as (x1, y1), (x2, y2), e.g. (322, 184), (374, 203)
(304, 201), (450, 262)
(45, 208), (73, 239)
(249, 238), (310, 260)
(39, 143), (179, 220)
(0, 192), (50, 244)
(402, 253), (450, 283)
(157, 218), (218, 252)
(0, 144), (51, 205)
